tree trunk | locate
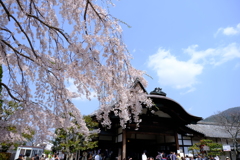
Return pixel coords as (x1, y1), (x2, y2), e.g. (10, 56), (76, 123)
(234, 140), (240, 160)
(236, 151), (240, 160)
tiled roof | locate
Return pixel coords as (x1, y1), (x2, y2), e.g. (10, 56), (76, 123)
(187, 123), (239, 138)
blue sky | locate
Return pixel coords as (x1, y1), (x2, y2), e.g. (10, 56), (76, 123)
(73, 0), (240, 119)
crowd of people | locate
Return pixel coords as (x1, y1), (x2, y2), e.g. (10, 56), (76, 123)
(141, 151), (230, 160)
(15, 149), (231, 160)
(15, 149), (113, 160)
(16, 153), (60, 160)
(86, 149), (114, 160)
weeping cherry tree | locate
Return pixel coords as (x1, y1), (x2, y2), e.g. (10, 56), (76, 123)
(0, 0), (152, 145)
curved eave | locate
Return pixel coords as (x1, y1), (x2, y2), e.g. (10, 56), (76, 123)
(147, 95), (202, 125)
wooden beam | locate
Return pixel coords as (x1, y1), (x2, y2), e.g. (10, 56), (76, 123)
(126, 131), (174, 136)
(122, 129), (126, 160)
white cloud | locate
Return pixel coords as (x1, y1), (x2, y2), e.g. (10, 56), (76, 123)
(184, 43), (240, 66)
(216, 23), (240, 36)
(147, 43), (240, 91)
(223, 27), (239, 35)
(147, 48), (203, 89)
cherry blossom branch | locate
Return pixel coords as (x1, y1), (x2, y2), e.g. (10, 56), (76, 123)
(0, 45), (17, 89)
(87, 0), (104, 23)
(31, 0), (44, 18)
(0, 27), (17, 41)
(84, 1), (89, 23)
(0, 0), (10, 20)
(25, 14), (71, 43)
(0, 83), (23, 102)
(82, 2), (103, 66)
(3, 0), (70, 59)
(1, 40), (35, 62)
(1, 7), (38, 59)
(1, 39), (59, 81)
(15, 0), (24, 11)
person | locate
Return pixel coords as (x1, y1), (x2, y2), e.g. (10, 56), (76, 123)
(149, 157), (154, 160)
(156, 152), (162, 160)
(226, 157), (230, 160)
(82, 151), (88, 160)
(128, 156), (132, 160)
(214, 156), (219, 160)
(16, 154), (24, 160)
(88, 154), (93, 160)
(166, 152), (172, 160)
(196, 155), (203, 160)
(54, 154), (60, 160)
(176, 154), (180, 160)
(161, 152), (166, 160)
(51, 155), (55, 160)
(93, 149), (97, 159)
(40, 155), (45, 160)
(171, 152), (176, 160)
(142, 151), (147, 160)
(95, 153), (101, 160)
(104, 149), (109, 160)
(22, 155), (26, 160)
(47, 155), (51, 160)
(32, 154), (40, 160)
(184, 155), (190, 160)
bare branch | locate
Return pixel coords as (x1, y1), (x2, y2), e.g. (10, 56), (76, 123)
(0, 83), (23, 102)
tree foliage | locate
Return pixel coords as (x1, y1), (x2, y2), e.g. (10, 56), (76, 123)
(0, 152), (11, 160)
(188, 139), (224, 157)
(52, 115), (98, 160)
(0, 0), (152, 144)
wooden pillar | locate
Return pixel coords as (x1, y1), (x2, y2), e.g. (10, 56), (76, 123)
(122, 129), (126, 160)
(175, 132), (179, 150)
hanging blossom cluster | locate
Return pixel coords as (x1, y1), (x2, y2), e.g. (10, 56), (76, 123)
(94, 80), (153, 129)
(0, 99), (55, 144)
(0, 0), (152, 143)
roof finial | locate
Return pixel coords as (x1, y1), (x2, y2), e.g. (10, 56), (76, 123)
(150, 87), (166, 96)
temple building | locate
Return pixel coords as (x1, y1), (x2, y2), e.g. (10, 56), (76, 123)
(93, 80), (240, 160)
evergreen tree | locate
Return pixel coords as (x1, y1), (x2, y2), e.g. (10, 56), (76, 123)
(52, 115), (98, 160)
(188, 139), (224, 158)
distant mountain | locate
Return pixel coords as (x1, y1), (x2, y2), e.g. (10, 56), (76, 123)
(202, 106), (240, 122)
